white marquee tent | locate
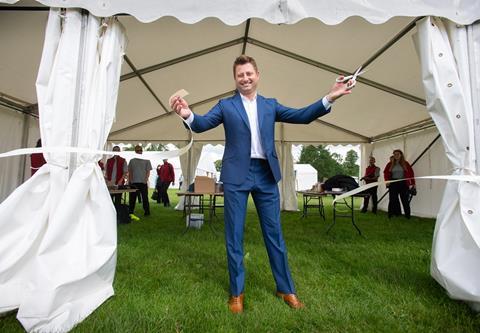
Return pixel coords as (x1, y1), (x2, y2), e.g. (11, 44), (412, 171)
(294, 163), (317, 191)
(0, 0), (479, 332)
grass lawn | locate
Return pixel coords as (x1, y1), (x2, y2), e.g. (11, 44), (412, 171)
(1, 189), (479, 332)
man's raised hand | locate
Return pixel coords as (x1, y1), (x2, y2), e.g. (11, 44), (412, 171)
(169, 89), (192, 119)
(170, 95), (192, 119)
(326, 79), (355, 103)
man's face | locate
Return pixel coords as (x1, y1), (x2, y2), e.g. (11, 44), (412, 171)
(234, 63), (259, 96)
(135, 147), (142, 154)
(369, 157), (375, 165)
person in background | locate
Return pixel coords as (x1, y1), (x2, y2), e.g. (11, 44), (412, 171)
(360, 156), (380, 213)
(171, 54), (354, 313)
(128, 145), (152, 216)
(385, 155), (399, 216)
(157, 159), (175, 207)
(30, 139), (46, 176)
(106, 145), (128, 206)
(154, 164), (162, 204)
(384, 149), (415, 219)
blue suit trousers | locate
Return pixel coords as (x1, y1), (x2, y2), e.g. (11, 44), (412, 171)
(223, 158), (295, 296)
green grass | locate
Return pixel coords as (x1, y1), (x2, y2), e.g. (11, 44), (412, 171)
(1, 190), (479, 332)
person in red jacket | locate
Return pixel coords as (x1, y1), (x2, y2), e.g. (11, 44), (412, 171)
(383, 149), (415, 219)
(360, 156), (380, 213)
(106, 145), (128, 206)
(156, 159), (175, 207)
(30, 139), (46, 176)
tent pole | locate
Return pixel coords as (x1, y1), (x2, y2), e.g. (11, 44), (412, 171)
(120, 38), (243, 81)
(241, 19), (251, 54)
(18, 114), (30, 183)
(69, 9), (89, 179)
(247, 37), (426, 106)
(123, 55), (169, 113)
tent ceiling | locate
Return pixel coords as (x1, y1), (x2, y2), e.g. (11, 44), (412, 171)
(0, 3), (448, 144)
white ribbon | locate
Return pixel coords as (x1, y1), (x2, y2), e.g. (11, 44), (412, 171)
(333, 175), (480, 203)
(0, 91), (193, 162)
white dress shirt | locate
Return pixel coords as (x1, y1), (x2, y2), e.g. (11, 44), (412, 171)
(185, 94), (332, 159)
(240, 93), (265, 159)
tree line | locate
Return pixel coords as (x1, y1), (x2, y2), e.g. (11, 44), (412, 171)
(214, 145), (359, 182)
(299, 145), (359, 181)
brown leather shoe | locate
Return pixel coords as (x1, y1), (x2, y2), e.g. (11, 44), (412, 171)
(228, 293), (244, 314)
(276, 292), (305, 309)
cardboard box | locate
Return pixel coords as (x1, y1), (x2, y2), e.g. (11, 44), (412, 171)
(194, 176), (215, 193)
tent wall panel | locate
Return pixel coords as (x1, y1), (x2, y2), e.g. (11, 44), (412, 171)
(372, 127), (450, 218)
(0, 106), (24, 202)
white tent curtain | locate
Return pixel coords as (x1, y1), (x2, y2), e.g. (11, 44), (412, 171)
(275, 141), (297, 211)
(0, 8), (126, 332)
(175, 141), (203, 210)
(415, 17), (480, 309)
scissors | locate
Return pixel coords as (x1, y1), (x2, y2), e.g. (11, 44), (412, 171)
(336, 66), (366, 89)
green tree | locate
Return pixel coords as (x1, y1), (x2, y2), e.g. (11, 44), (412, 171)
(342, 149), (360, 177)
(214, 159), (222, 172)
(331, 152), (343, 164)
(145, 143), (166, 151)
(298, 145), (344, 181)
(123, 144), (135, 151)
(123, 143), (166, 151)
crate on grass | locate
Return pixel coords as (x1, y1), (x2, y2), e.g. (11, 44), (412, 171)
(187, 213), (204, 229)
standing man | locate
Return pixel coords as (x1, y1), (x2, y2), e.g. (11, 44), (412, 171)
(157, 159), (175, 207)
(128, 145), (152, 216)
(171, 55), (354, 313)
(105, 145), (128, 206)
(360, 156), (380, 213)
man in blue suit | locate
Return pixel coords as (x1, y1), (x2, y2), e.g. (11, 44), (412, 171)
(171, 55), (354, 313)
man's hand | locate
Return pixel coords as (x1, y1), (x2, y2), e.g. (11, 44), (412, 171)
(326, 79), (355, 103)
(170, 96), (192, 119)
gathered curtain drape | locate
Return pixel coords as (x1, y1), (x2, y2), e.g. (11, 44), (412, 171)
(415, 17), (480, 310)
(175, 141), (204, 210)
(0, 8), (126, 332)
(275, 141), (298, 211)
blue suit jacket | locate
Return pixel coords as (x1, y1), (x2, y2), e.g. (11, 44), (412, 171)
(190, 93), (330, 185)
